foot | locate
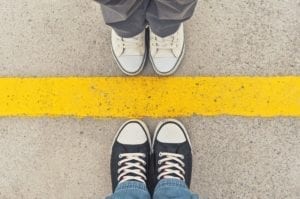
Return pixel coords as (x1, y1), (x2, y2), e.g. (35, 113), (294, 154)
(111, 120), (151, 192)
(152, 119), (192, 187)
(149, 24), (185, 76)
(111, 29), (147, 76)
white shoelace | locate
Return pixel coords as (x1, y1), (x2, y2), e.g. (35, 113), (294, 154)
(157, 152), (185, 181)
(117, 36), (142, 50)
(151, 35), (178, 50)
(118, 153), (147, 184)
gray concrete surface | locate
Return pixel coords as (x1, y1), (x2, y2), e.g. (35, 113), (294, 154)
(0, 0), (299, 76)
(0, 118), (299, 199)
(0, 0), (299, 199)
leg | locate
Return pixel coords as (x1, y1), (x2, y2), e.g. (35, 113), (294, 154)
(147, 0), (198, 75)
(96, 0), (148, 75)
(152, 119), (200, 199)
(146, 0), (198, 37)
(106, 120), (152, 199)
(106, 181), (151, 199)
(153, 179), (199, 199)
(96, 0), (149, 37)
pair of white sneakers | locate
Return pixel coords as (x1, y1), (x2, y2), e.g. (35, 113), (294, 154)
(111, 24), (185, 76)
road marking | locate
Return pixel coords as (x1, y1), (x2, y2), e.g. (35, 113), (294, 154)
(0, 76), (299, 118)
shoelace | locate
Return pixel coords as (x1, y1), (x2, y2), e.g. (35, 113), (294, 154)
(118, 153), (147, 184)
(151, 34), (178, 50)
(157, 152), (185, 181)
(117, 36), (142, 50)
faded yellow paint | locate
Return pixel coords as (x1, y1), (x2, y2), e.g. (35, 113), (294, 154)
(0, 77), (299, 118)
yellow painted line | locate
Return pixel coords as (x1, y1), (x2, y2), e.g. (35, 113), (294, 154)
(0, 76), (299, 118)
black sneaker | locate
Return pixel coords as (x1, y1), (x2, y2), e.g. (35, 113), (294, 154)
(110, 120), (151, 192)
(152, 119), (192, 188)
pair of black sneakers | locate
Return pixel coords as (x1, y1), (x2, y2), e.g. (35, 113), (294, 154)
(110, 119), (192, 193)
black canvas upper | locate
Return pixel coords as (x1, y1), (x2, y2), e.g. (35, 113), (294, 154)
(152, 121), (192, 190)
(110, 123), (151, 192)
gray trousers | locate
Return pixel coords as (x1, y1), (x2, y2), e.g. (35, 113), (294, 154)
(96, 0), (198, 37)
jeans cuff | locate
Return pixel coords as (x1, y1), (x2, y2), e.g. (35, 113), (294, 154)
(115, 181), (148, 192)
(155, 178), (188, 191)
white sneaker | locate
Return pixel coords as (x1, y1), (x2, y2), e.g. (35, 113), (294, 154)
(111, 30), (147, 76)
(149, 24), (185, 76)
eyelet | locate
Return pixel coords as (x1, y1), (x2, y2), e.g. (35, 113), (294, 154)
(118, 154), (122, 158)
(159, 152), (162, 157)
(158, 160), (161, 165)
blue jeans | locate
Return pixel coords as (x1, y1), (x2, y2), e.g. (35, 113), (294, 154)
(106, 179), (199, 199)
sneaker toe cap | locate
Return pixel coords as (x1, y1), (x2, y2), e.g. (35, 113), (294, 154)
(117, 121), (148, 145)
(118, 56), (144, 74)
(157, 122), (186, 144)
(152, 57), (178, 74)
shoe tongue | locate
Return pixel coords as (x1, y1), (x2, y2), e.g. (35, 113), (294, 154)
(122, 37), (141, 56)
